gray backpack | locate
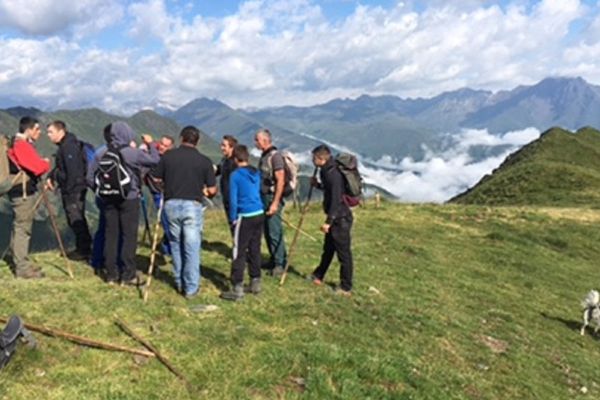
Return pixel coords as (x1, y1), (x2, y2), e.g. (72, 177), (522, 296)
(335, 153), (363, 207)
(0, 315), (36, 370)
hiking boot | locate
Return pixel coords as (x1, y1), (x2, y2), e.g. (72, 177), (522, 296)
(334, 287), (352, 297)
(220, 283), (244, 301)
(121, 273), (145, 287)
(15, 268), (44, 279)
(249, 278), (261, 295)
(261, 260), (274, 270)
(65, 249), (90, 261)
(270, 266), (284, 278)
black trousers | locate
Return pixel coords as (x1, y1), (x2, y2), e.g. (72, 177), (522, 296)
(313, 215), (353, 291)
(231, 214), (264, 285)
(62, 190), (92, 254)
(103, 198), (140, 282)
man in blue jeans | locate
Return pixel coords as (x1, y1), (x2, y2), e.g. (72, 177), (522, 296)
(153, 126), (217, 298)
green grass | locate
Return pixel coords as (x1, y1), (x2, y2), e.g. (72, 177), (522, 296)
(1, 202), (600, 399)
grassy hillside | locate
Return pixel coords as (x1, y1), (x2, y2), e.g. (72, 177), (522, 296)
(450, 126), (600, 206)
(1, 202), (600, 399)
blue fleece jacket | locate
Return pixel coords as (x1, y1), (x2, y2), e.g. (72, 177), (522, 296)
(229, 166), (264, 222)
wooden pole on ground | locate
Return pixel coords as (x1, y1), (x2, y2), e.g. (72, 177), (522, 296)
(280, 168), (318, 286)
(0, 317), (155, 358)
(115, 318), (189, 384)
(41, 189), (74, 278)
(143, 196), (164, 303)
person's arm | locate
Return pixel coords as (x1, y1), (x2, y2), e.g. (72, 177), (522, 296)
(229, 173), (238, 222)
(63, 139), (86, 189)
(203, 159), (218, 198)
(267, 152), (285, 216)
(325, 169), (345, 225)
(12, 141), (50, 176)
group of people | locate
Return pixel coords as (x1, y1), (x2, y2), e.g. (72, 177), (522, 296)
(3, 116), (355, 298)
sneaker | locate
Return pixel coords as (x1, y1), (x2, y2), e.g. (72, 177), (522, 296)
(270, 266), (284, 278)
(334, 287), (352, 297)
(121, 273), (146, 287)
(306, 274), (323, 286)
(249, 278), (261, 295)
(184, 289), (200, 299)
(220, 284), (244, 301)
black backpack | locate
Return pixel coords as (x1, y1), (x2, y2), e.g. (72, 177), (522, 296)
(335, 153), (363, 207)
(1, 315), (36, 370)
(93, 146), (132, 200)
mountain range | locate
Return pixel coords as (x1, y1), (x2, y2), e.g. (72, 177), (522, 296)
(164, 76), (600, 161)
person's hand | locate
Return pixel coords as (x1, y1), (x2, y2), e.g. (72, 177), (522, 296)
(45, 179), (55, 191)
(203, 187), (209, 197)
(320, 223), (331, 234)
(141, 134), (153, 145)
(43, 157), (51, 164)
(310, 177), (319, 187)
(266, 202), (278, 216)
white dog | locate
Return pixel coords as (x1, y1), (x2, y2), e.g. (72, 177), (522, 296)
(580, 290), (600, 336)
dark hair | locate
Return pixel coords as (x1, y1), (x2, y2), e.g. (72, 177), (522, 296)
(180, 125), (200, 145)
(161, 134), (175, 144)
(312, 144), (331, 158)
(256, 128), (271, 140)
(103, 124), (112, 143)
(233, 144), (249, 162)
(47, 120), (67, 131)
(19, 116), (39, 134)
(223, 135), (238, 147)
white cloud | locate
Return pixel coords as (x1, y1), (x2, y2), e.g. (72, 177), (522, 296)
(360, 128), (541, 202)
(0, 0), (598, 112)
(0, 0), (123, 37)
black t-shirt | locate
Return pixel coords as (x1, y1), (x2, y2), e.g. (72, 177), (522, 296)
(154, 145), (216, 202)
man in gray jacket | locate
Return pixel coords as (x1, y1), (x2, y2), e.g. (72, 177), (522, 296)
(88, 121), (159, 285)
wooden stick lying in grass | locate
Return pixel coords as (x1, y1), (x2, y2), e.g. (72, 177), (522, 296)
(282, 217), (318, 242)
(0, 317), (154, 358)
(115, 318), (189, 384)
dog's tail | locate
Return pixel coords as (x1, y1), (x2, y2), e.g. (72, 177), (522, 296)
(582, 290), (600, 308)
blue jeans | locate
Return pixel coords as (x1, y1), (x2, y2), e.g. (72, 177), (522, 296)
(165, 199), (204, 295)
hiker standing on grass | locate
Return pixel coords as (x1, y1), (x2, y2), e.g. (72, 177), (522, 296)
(144, 134), (175, 256)
(89, 122), (159, 285)
(255, 129), (287, 277)
(153, 126), (217, 298)
(215, 135), (237, 233)
(221, 145), (264, 301)
(6, 117), (50, 279)
(308, 145), (354, 296)
(45, 120), (92, 261)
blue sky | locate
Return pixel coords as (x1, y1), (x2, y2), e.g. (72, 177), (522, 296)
(0, 0), (599, 112)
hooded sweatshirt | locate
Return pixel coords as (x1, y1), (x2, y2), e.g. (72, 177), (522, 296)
(106, 121), (159, 200)
(228, 166), (264, 222)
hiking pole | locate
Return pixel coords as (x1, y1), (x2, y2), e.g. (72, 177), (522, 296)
(280, 168), (318, 285)
(140, 194), (152, 246)
(282, 217), (318, 242)
(41, 189), (74, 279)
(143, 196), (164, 303)
(0, 316), (155, 358)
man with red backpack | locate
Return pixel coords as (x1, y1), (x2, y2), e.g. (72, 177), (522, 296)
(46, 120), (92, 261)
(6, 116), (51, 279)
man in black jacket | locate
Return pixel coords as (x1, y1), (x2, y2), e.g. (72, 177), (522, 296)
(309, 145), (354, 296)
(46, 120), (92, 260)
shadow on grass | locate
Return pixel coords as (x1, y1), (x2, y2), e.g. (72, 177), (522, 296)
(201, 266), (229, 291)
(540, 312), (583, 333)
(203, 240), (231, 259)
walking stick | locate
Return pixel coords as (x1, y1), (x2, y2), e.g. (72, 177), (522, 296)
(0, 316), (155, 358)
(282, 217), (318, 242)
(143, 196), (164, 303)
(140, 194), (152, 245)
(41, 189), (74, 279)
(280, 168), (318, 285)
